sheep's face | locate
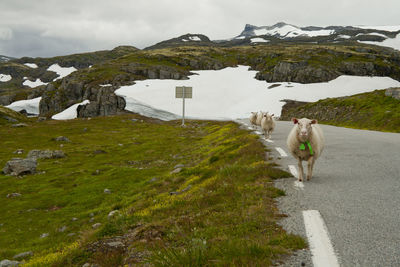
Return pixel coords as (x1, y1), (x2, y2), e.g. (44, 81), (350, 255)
(263, 113), (274, 121)
(292, 118), (317, 141)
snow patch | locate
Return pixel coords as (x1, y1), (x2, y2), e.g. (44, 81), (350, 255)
(182, 36), (202, 42)
(358, 33), (400, 51)
(0, 74), (12, 82)
(250, 37), (270, 43)
(24, 63), (38, 68)
(336, 35), (351, 39)
(47, 64), (77, 81)
(356, 25), (400, 32)
(52, 100), (90, 120)
(115, 66), (400, 121)
(356, 32), (388, 38)
(6, 97), (42, 115)
(254, 25), (334, 38)
(23, 78), (48, 88)
(100, 84), (112, 87)
(189, 36), (201, 41)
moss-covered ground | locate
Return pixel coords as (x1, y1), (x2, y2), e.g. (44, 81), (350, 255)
(0, 114), (305, 266)
(284, 90), (400, 132)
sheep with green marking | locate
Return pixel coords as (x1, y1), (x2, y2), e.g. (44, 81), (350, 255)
(287, 118), (325, 181)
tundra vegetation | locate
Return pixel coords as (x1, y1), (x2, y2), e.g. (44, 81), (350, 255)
(2, 42), (400, 117)
(0, 111), (305, 266)
(281, 89), (400, 133)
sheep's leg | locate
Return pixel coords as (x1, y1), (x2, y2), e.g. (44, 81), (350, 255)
(297, 159), (304, 182)
(307, 156), (315, 181)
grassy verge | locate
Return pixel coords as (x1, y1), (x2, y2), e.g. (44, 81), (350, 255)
(0, 114), (305, 266)
(281, 90), (400, 133)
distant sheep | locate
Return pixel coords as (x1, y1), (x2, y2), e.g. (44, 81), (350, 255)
(261, 113), (275, 139)
(249, 112), (258, 127)
(256, 111), (266, 126)
(286, 118), (325, 181)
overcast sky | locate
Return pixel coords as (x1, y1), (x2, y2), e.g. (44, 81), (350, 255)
(1, 0), (399, 58)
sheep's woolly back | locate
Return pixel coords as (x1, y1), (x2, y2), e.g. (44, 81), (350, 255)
(256, 111), (264, 125)
(249, 112), (257, 125)
(287, 119), (325, 160)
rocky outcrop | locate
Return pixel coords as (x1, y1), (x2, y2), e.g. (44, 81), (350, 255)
(27, 150), (65, 160)
(3, 158), (37, 176)
(280, 99), (310, 119)
(256, 61), (340, 83)
(39, 63), (192, 118)
(77, 87), (126, 117)
(385, 87), (400, 100)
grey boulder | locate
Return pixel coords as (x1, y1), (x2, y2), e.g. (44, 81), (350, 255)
(27, 150), (65, 160)
(3, 158), (37, 176)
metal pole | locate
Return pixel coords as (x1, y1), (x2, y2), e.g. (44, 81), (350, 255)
(182, 87), (185, 126)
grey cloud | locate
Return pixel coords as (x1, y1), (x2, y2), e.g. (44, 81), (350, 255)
(1, 0), (400, 57)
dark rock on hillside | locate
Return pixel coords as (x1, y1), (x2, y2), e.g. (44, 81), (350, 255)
(13, 251), (33, 260)
(256, 61), (339, 83)
(27, 150), (65, 160)
(0, 95), (14, 106)
(280, 99), (310, 119)
(0, 259), (20, 267)
(385, 87), (400, 100)
(3, 158), (37, 176)
(77, 87), (126, 117)
(54, 136), (70, 142)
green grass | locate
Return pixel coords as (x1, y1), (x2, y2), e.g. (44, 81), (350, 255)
(0, 114), (305, 266)
(284, 89), (400, 132)
(0, 106), (28, 125)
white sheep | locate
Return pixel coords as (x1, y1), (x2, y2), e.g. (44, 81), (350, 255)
(286, 118), (325, 181)
(261, 113), (275, 139)
(249, 112), (258, 128)
(256, 111), (265, 126)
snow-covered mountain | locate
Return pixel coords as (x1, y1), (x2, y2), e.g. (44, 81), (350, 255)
(236, 22), (337, 39)
(0, 55), (14, 63)
(231, 22), (400, 50)
(235, 22), (400, 39)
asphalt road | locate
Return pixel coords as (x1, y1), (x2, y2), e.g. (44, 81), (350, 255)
(238, 120), (400, 267)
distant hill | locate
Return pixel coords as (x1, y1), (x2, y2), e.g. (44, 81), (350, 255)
(0, 46), (139, 105)
(0, 55), (14, 63)
(145, 34), (213, 50)
(144, 22), (400, 50)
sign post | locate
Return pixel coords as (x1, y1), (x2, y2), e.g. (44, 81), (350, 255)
(175, 86), (192, 126)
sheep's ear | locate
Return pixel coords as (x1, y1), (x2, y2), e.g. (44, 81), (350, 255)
(271, 114), (274, 117)
(311, 119), (318, 124)
(292, 118), (298, 124)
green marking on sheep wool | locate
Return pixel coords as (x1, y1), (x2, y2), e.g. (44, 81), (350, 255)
(299, 141), (313, 155)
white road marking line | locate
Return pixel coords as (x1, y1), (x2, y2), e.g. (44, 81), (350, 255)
(275, 147), (288, 157)
(288, 165), (298, 178)
(303, 210), (340, 267)
(288, 165), (304, 189)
